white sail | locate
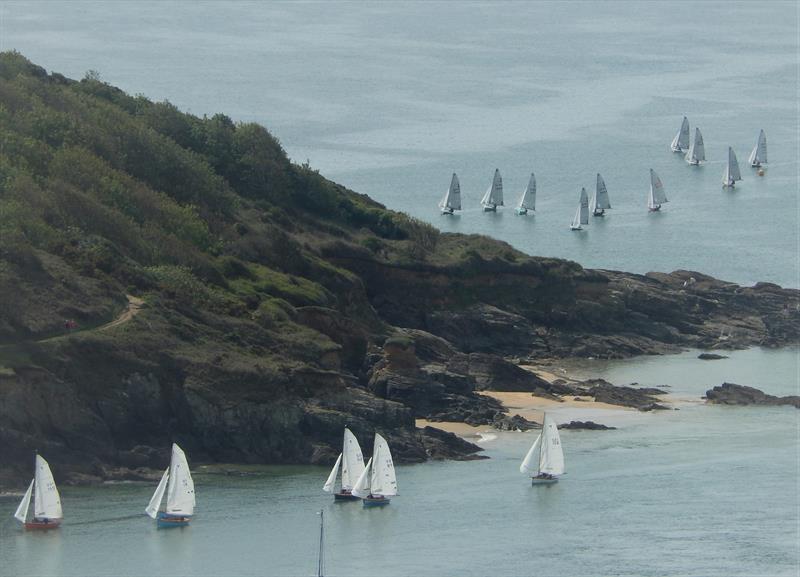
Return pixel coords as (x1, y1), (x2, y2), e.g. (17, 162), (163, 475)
(748, 129), (767, 166)
(369, 433), (397, 497)
(517, 173), (536, 211)
(145, 467), (170, 519)
(671, 116), (690, 152)
(649, 169), (668, 206)
(519, 434), (542, 475)
(570, 204), (582, 230)
(729, 148), (742, 181)
(323, 453), (342, 493)
(686, 127), (705, 164)
(439, 173), (462, 211)
(341, 428), (365, 490)
(579, 187), (589, 225)
(351, 457), (372, 498)
(594, 173), (611, 210)
(14, 479), (34, 523)
(33, 455), (62, 520)
(165, 443), (195, 516)
(481, 169), (504, 208)
(538, 414), (565, 475)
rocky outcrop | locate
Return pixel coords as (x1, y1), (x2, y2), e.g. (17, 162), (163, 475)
(705, 383), (800, 408)
(492, 414), (540, 431)
(698, 353), (728, 360)
(559, 421), (616, 430)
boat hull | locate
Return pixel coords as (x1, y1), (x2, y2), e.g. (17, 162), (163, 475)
(157, 512), (191, 528)
(515, 208), (528, 215)
(440, 208), (454, 215)
(334, 491), (360, 502)
(671, 146), (683, 153)
(362, 496), (391, 508)
(531, 477), (559, 486)
(592, 210), (605, 217)
(24, 519), (61, 530)
(482, 205), (497, 212)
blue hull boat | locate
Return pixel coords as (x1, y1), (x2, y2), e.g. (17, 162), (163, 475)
(362, 496), (390, 508)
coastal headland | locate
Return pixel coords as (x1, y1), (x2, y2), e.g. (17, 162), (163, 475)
(0, 53), (798, 488)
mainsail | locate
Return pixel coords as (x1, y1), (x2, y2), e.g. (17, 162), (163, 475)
(517, 173), (536, 211)
(686, 127), (705, 164)
(723, 147), (742, 186)
(671, 116), (690, 152)
(649, 169), (668, 207)
(748, 129), (767, 166)
(538, 414), (565, 476)
(368, 433), (397, 497)
(165, 443), (195, 516)
(439, 173), (462, 212)
(481, 169), (504, 208)
(341, 428), (365, 490)
(33, 455), (62, 520)
(592, 173), (611, 211)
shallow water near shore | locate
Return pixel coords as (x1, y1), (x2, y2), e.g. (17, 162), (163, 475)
(1, 348), (797, 576)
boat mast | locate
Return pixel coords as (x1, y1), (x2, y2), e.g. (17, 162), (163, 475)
(317, 509), (325, 577)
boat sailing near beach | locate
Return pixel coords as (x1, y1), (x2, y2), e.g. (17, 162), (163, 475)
(748, 129), (767, 167)
(590, 173), (611, 216)
(671, 116), (690, 152)
(439, 173), (462, 215)
(685, 127), (705, 165)
(14, 455), (63, 530)
(520, 413), (565, 485)
(570, 187), (589, 230)
(323, 427), (366, 501)
(145, 443), (196, 528)
(351, 433), (397, 507)
(515, 173), (536, 215)
(481, 169), (504, 212)
(722, 147), (742, 188)
(648, 169), (668, 211)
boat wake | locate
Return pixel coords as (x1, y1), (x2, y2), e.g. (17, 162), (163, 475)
(68, 514), (143, 526)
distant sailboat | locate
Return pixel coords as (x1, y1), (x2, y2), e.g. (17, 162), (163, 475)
(515, 173), (536, 215)
(590, 173), (611, 216)
(671, 116), (690, 152)
(351, 433), (397, 507)
(14, 455), (63, 530)
(748, 129), (767, 167)
(520, 413), (565, 485)
(439, 173), (462, 215)
(648, 168), (668, 211)
(722, 147), (742, 188)
(685, 127), (705, 165)
(145, 443), (196, 528)
(481, 169), (504, 211)
(323, 427), (365, 501)
(570, 187), (589, 230)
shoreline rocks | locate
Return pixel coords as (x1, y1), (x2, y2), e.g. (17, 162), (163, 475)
(705, 383), (800, 408)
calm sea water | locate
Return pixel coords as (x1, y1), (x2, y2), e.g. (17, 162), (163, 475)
(1, 1), (796, 287)
(0, 3), (798, 576)
(0, 348), (797, 577)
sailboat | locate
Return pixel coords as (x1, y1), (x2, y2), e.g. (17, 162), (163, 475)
(647, 168), (669, 212)
(14, 455), (63, 530)
(322, 427), (365, 501)
(515, 173), (536, 215)
(520, 413), (565, 485)
(145, 443), (196, 528)
(685, 127), (705, 165)
(570, 187), (589, 230)
(670, 116), (690, 152)
(351, 433), (397, 507)
(748, 129), (767, 167)
(722, 147), (742, 188)
(439, 173), (462, 215)
(590, 173), (611, 216)
(481, 169), (504, 212)
(648, 168), (668, 211)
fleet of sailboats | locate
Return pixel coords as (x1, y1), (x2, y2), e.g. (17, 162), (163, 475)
(480, 169), (504, 211)
(520, 413), (565, 485)
(748, 129), (767, 167)
(516, 173), (536, 215)
(323, 427), (366, 501)
(590, 173), (611, 216)
(145, 443), (196, 528)
(351, 433), (398, 507)
(14, 455), (63, 530)
(570, 187), (589, 230)
(648, 169), (668, 212)
(722, 147), (742, 188)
